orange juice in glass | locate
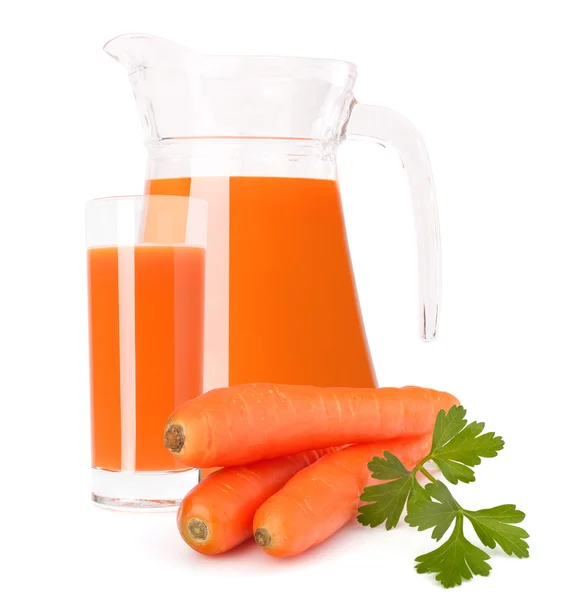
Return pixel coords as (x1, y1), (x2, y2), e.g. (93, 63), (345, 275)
(87, 195), (207, 510)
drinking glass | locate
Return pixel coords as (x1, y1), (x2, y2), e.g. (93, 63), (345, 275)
(86, 195), (207, 510)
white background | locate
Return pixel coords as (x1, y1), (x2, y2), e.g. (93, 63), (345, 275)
(0, 0), (571, 597)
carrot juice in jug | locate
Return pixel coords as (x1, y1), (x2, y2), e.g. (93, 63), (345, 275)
(147, 176), (376, 388)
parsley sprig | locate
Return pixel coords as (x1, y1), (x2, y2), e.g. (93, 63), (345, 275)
(358, 405), (529, 588)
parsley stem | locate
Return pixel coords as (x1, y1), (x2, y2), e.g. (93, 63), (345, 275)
(420, 467), (438, 484)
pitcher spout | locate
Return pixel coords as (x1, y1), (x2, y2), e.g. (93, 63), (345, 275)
(103, 33), (201, 72)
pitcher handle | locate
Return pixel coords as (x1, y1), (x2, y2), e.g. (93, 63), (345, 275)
(343, 102), (441, 342)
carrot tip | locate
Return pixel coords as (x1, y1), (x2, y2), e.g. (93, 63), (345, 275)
(254, 528), (271, 548)
(188, 519), (208, 541)
(164, 424), (185, 453)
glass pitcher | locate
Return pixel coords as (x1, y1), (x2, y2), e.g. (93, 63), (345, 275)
(104, 33), (441, 394)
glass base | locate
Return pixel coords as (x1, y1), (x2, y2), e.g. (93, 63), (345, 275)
(91, 467), (199, 512)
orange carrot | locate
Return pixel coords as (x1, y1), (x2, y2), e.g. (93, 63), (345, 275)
(199, 467), (222, 481)
(253, 436), (432, 557)
(164, 384), (458, 467)
(177, 447), (337, 555)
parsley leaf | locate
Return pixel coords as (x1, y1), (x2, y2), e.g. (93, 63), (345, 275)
(405, 480), (459, 541)
(366, 451), (412, 480)
(431, 405), (468, 452)
(358, 404), (530, 588)
(465, 505), (529, 558)
(430, 406), (505, 484)
(358, 455), (414, 529)
(414, 515), (492, 589)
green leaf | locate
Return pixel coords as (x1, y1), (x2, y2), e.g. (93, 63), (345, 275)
(465, 505), (530, 558)
(358, 474), (414, 529)
(359, 406), (530, 589)
(433, 458), (477, 485)
(429, 406), (505, 484)
(414, 515), (492, 589)
(431, 405), (468, 453)
(435, 421), (505, 466)
(358, 451), (416, 529)
(406, 479), (431, 510)
(366, 451), (412, 481)
(406, 481), (460, 541)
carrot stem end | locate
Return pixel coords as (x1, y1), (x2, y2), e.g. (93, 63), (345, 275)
(188, 519), (208, 541)
(164, 424), (185, 453)
(254, 528), (271, 548)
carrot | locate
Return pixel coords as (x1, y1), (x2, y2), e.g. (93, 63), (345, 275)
(199, 467), (222, 481)
(253, 435), (432, 557)
(177, 447), (337, 555)
(164, 384), (458, 467)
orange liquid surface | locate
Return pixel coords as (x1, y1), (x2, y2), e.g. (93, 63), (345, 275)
(147, 176), (376, 388)
(88, 245), (205, 471)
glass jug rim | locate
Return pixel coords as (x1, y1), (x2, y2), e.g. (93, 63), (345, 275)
(194, 53), (357, 72)
(123, 54), (357, 81)
(104, 33), (357, 80)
